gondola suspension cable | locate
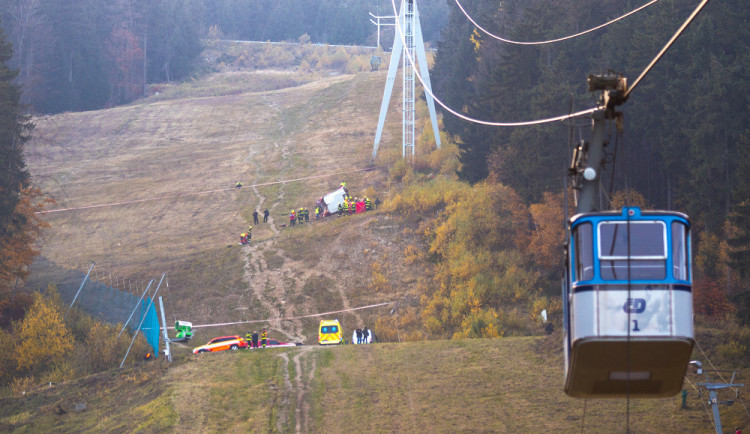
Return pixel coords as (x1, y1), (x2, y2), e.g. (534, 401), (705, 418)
(390, 0), (710, 128)
(390, 0), (599, 127)
(624, 0), (711, 99)
(452, 0), (662, 46)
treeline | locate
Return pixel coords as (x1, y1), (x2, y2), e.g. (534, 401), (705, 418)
(0, 286), (151, 394)
(0, 0), (448, 114)
(431, 0), (750, 320)
(0, 0), (201, 113)
(201, 0), (448, 48)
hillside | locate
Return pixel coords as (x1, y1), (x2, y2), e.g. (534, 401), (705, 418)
(9, 43), (747, 432)
(23, 46), (416, 344)
(1, 336), (746, 432)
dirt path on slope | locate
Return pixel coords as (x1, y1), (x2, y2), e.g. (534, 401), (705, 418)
(238, 90), (387, 431)
(293, 346), (315, 433)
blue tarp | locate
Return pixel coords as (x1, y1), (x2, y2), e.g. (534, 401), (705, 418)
(140, 297), (160, 357)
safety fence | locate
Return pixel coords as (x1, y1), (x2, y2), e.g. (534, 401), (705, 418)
(26, 257), (160, 356)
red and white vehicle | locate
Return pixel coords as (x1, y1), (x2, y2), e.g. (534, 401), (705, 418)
(192, 335), (248, 354)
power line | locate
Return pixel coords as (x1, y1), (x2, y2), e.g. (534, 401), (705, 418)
(453, 0), (661, 46)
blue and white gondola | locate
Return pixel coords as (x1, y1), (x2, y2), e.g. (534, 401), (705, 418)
(564, 207), (694, 397)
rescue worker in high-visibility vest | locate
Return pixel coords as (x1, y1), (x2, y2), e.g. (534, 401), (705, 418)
(315, 207), (320, 220)
(365, 197), (372, 211)
(290, 210), (296, 227)
(298, 208), (304, 224)
(337, 203), (344, 216)
(247, 226), (253, 242)
(240, 233), (247, 244)
(349, 200), (355, 215)
(261, 329), (268, 348)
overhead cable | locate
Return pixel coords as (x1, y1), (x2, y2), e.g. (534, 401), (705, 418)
(390, 0), (598, 127)
(624, 0), (711, 98)
(453, 0), (661, 46)
(391, 0), (710, 127)
(168, 301), (394, 329)
(36, 166), (376, 215)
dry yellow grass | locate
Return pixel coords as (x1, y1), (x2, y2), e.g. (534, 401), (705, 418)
(9, 42), (747, 434)
(22, 48), (416, 336)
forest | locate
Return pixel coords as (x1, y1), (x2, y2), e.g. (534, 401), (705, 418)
(0, 0), (448, 114)
(429, 0), (750, 324)
(1, 0), (749, 348)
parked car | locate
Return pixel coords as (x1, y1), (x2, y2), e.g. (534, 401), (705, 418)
(192, 335), (248, 354)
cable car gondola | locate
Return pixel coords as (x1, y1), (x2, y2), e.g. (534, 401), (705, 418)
(563, 207), (694, 397)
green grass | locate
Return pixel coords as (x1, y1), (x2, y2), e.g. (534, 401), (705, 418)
(1, 338), (746, 432)
(308, 337), (745, 433)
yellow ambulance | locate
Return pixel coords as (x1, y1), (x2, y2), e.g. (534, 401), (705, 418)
(318, 319), (343, 345)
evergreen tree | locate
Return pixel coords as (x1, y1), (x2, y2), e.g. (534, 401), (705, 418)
(0, 19), (32, 245)
(728, 133), (750, 277)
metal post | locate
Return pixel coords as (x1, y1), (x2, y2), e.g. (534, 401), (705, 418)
(708, 389), (722, 434)
(576, 109), (606, 213)
(65, 262), (94, 319)
(158, 296), (172, 363)
(369, 12), (396, 49)
(695, 368), (744, 434)
(117, 279), (154, 340)
(413, 0), (441, 150)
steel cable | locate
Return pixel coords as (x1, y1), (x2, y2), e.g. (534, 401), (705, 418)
(452, 0), (661, 46)
(391, 0), (711, 128)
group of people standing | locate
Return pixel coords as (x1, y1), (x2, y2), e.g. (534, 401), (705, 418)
(289, 208), (311, 226)
(246, 329), (268, 348)
(253, 209), (270, 224)
(355, 327), (371, 344)
(337, 196), (375, 216)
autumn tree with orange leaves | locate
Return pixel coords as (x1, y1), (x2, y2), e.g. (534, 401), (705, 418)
(0, 186), (52, 290)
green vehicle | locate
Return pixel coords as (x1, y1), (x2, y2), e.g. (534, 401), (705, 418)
(174, 320), (194, 342)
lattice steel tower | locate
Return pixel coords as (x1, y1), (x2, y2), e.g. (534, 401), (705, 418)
(372, 0), (441, 162)
(402, 0), (415, 158)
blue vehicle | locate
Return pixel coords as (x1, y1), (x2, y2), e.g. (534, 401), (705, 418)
(564, 207), (694, 397)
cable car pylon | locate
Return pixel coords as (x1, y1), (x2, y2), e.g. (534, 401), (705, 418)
(372, 0), (440, 163)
